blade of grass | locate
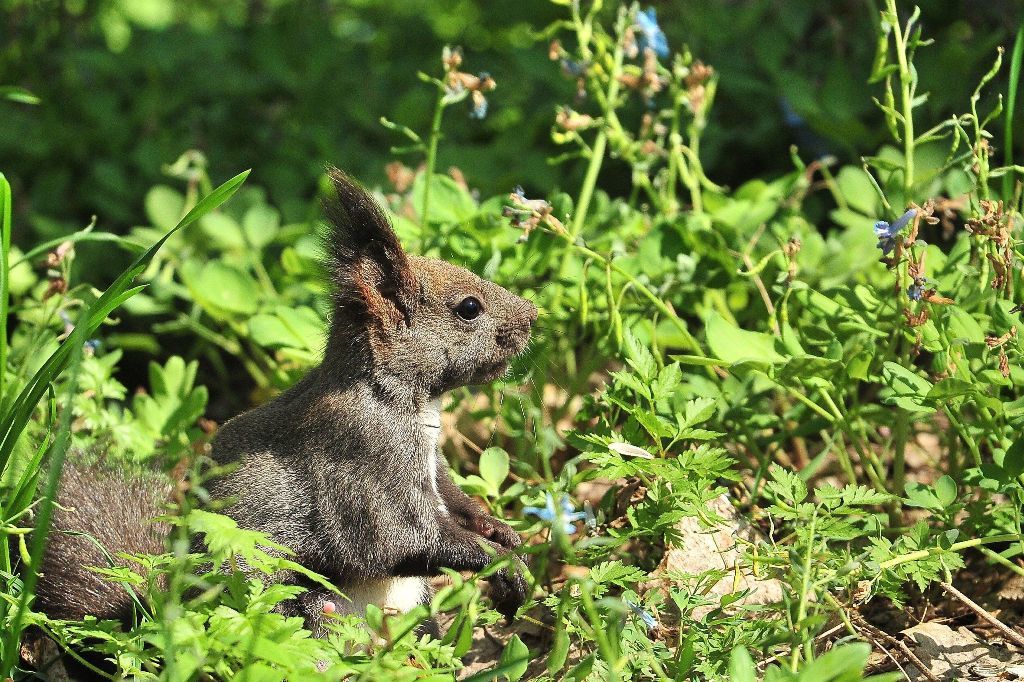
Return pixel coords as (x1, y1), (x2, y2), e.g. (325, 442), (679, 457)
(0, 170), (250, 476)
(1, 173), (11, 401)
(1005, 20), (1024, 200)
(0, 307), (87, 674)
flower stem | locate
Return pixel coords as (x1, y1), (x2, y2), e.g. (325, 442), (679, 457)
(892, 410), (909, 500)
(420, 89), (446, 226)
(790, 511), (817, 672)
(571, 8), (627, 237)
(887, 0), (916, 196)
(878, 533), (1023, 570)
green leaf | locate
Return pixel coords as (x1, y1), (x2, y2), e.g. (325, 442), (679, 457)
(182, 261), (260, 317)
(200, 212), (246, 250)
(944, 306), (985, 345)
(144, 185), (185, 230)
(926, 378), (975, 401)
(682, 397), (716, 427)
(623, 330), (658, 380)
(249, 314), (299, 349)
(904, 482), (940, 510)
(1002, 438), (1024, 478)
(548, 628), (570, 674)
(766, 464), (808, 505)
(728, 647), (757, 682)
(797, 642), (878, 681)
(478, 447), (509, 492)
(705, 312), (785, 366)
(880, 362), (933, 412)
(934, 475), (957, 506)
(0, 86), (40, 104)
(243, 204), (281, 249)
(497, 635), (530, 682)
(411, 173), (477, 224)
(836, 166), (880, 215)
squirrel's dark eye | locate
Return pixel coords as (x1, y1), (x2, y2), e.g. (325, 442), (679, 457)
(455, 296), (483, 321)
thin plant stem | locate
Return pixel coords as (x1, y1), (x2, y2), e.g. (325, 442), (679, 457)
(879, 533), (1023, 570)
(571, 8), (627, 237)
(887, 0), (916, 195)
(790, 510), (817, 672)
(1003, 20), (1024, 199)
(420, 90), (446, 226)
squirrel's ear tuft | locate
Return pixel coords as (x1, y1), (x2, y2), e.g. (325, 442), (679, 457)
(322, 166), (418, 326)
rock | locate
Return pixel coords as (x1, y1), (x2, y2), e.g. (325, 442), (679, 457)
(647, 494), (785, 619)
(902, 621), (1017, 681)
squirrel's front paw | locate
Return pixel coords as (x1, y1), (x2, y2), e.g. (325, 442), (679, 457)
(487, 565), (529, 622)
(472, 515), (522, 551)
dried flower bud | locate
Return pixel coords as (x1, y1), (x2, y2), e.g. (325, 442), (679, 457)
(555, 107), (596, 132)
(43, 278), (67, 300)
(442, 45), (463, 72)
(385, 161), (415, 193)
(548, 40), (562, 61)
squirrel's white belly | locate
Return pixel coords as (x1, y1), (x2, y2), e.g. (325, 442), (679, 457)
(340, 577), (427, 614)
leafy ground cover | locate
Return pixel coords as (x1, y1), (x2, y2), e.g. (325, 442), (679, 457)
(2, 1), (1024, 680)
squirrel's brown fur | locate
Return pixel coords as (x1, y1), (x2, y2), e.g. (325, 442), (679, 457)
(35, 463), (171, 623)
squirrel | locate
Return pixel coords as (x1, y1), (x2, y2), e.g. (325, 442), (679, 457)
(35, 167), (535, 636)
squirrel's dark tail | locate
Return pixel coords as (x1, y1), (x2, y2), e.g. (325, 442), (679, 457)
(34, 461), (173, 623)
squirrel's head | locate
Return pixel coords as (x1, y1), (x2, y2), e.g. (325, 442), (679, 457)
(322, 167), (536, 397)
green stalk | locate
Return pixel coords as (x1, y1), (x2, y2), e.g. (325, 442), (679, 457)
(790, 511), (817, 672)
(1005, 20), (1024, 200)
(892, 410), (909, 501)
(2, 319), (86, 674)
(979, 545), (1024, 578)
(665, 100), (683, 218)
(886, 0), (916, 195)
(579, 584), (621, 682)
(685, 126), (705, 215)
(571, 9), (627, 237)
(879, 533), (1023, 570)
(0, 174), (10, 401)
(420, 89), (446, 226)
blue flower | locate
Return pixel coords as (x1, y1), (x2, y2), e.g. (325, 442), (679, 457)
(635, 8), (669, 58)
(874, 208), (916, 255)
(625, 600), (659, 632)
(908, 278), (926, 301)
(583, 500), (597, 531)
(524, 493), (587, 535)
(560, 59), (587, 78)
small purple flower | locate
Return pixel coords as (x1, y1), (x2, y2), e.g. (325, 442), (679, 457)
(560, 59), (587, 78)
(874, 208), (916, 255)
(626, 600), (659, 632)
(908, 278), (926, 301)
(470, 97), (488, 119)
(59, 310), (75, 335)
(524, 493), (587, 535)
(635, 8), (669, 58)
(583, 500), (597, 531)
